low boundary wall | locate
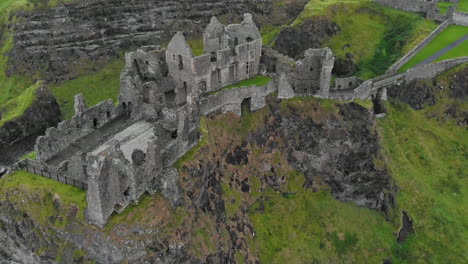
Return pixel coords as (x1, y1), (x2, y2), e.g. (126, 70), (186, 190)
(15, 159), (88, 190)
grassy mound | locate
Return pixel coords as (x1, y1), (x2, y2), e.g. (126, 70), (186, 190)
(400, 25), (468, 71)
(288, 0), (436, 79)
(0, 171), (87, 227)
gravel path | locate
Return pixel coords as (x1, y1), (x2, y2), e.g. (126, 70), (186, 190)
(416, 33), (468, 67)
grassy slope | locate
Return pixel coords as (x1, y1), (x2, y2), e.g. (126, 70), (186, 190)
(291, 0), (436, 79)
(378, 102), (467, 263)
(0, 81), (41, 127)
(49, 58), (124, 119)
(0, 0), (76, 125)
(0, 170), (87, 227)
(400, 25), (468, 71)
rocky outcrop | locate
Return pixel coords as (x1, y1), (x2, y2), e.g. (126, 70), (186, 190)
(0, 85), (60, 166)
(249, 98), (396, 211)
(274, 17), (339, 59)
(387, 65), (468, 126)
(8, 0), (304, 83)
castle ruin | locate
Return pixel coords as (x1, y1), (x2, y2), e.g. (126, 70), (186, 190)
(13, 12), (468, 227)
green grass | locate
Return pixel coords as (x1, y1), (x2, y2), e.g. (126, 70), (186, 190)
(458, 0), (468, 12)
(400, 25), (468, 71)
(211, 75), (272, 95)
(291, 0), (436, 79)
(173, 117), (208, 168)
(437, 2), (456, 15)
(0, 81), (41, 127)
(261, 25), (284, 45)
(436, 39), (468, 62)
(50, 58), (124, 119)
(187, 38), (204, 57)
(377, 101), (467, 263)
(20, 151), (37, 160)
(0, 170), (87, 226)
(0, 0), (77, 125)
(248, 170), (396, 263)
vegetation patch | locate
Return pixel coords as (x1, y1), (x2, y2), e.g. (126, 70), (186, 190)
(435, 39), (468, 62)
(188, 38), (204, 57)
(0, 81), (41, 127)
(0, 170), (87, 227)
(50, 58), (124, 119)
(0, 0), (76, 112)
(290, 0), (436, 79)
(211, 75), (272, 95)
(400, 25), (468, 71)
(437, 2), (456, 14)
(377, 99), (467, 263)
(458, 0), (468, 12)
(20, 151), (37, 160)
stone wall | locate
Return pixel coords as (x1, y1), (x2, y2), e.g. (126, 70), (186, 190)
(200, 81), (277, 116)
(15, 159), (87, 190)
(387, 18), (452, 73)
(35, 96), (123, 162)
(354, 56), (468, 99)
(453, 11), (468, 26)
(375, 0), (435, 14)
(332, 77), (363, 91)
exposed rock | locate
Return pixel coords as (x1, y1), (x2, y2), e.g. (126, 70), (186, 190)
(8, 0), (291, 82)
(0, 84), (61, 166)
(250, 99), (397, 211)
(397, 211), (414, 243)
(274, 17), (339, 59)
(387, 79), (437, 110)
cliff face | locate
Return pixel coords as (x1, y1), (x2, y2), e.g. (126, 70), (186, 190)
(0, 95), (397, 263)
(7, 0), (303, 83)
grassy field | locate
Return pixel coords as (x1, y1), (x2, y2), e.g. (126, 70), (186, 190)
(290, 0), (436, 79)
(458, 0), (468, 12)
(436, 39), (468, 62)
(50, 58), (124, 119)
(0, 170), (87, 227)
(400, 25), (468, 71)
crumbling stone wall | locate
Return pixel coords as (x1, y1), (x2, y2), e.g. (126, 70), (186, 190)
(200, 81), (277, 116)
(166, 14), (263, 95)
(35, 96), (123, 162)
(276, 48), (335, 99)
